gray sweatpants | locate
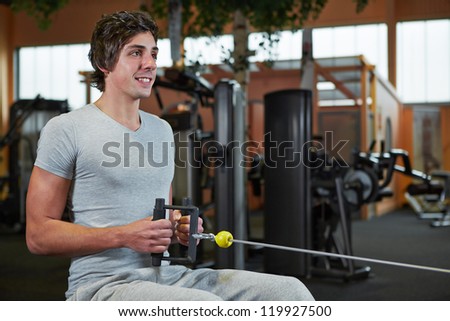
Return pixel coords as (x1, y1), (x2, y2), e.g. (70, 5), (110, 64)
(67, 266), (314, 301)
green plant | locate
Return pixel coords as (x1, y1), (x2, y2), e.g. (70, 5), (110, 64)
(147, 0), (331, 37)
(10, 0), (70, 30)
(145, 0), (368, 74)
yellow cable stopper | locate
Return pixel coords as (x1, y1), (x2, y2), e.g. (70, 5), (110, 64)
(215, 231), (233, 248)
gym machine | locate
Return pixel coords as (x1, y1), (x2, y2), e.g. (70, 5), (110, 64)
(154, 69), (247, 269)
(156, 69), (214, 267)
(0, 96), (69, 229)
(158, 71), (213, 209)
(151, 197), (200, 266)
(405, 171), (450, 227)
(212, 80), (246, 269)
(262, 88), (443, 280)
(311, 143), (450, 278)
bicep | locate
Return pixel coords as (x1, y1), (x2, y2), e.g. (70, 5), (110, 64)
(26, 166), (71, 222)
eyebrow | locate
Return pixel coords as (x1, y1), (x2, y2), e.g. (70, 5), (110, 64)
(125, 44), (159, 52)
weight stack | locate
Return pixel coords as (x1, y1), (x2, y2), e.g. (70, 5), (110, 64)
(263, 89), (312, 277)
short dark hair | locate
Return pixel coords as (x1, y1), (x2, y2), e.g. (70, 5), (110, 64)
(88, 11), (159, 92)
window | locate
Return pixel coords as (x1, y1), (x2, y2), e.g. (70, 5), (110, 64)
(16, 39), (172, 109)
(182, 23), (387, 79)
(16, 24), (388, 107)
(184, 35), (233, 65)
(248, 30), (303, 63)
(17, 44), (97, 109)
(397, 19), (450, 103)
(313, 24), (388, 80)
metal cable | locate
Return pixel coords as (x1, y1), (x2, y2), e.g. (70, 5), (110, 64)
(231, 239), (450, 275)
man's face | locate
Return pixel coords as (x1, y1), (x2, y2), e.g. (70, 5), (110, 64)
(105, 32), (158, 100)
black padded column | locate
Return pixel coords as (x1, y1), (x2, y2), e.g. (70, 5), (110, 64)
(263, 89), (313, 277)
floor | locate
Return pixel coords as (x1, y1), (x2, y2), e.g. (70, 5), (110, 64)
(0, 207), (449, 301)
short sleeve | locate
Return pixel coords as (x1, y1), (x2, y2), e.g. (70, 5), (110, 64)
(34, 114), (77, 180)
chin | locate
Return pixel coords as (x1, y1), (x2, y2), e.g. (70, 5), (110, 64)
(137, 90), (152, 99)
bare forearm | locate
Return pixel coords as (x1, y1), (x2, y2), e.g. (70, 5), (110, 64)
(26, 215), (174, 257)
(26, 218), (124, 257)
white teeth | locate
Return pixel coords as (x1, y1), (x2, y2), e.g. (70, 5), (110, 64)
(137, 77), (150, 82)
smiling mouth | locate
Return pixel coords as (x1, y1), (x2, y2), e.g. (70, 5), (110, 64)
(136, 77), (152, 83)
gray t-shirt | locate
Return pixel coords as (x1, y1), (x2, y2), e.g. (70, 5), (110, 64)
(34, 104), (175, 298)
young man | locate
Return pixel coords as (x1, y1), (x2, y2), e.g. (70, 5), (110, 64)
(26, 10), (314, 301)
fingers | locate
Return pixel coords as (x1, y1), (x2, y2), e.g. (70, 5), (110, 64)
(175, 216), (204, 246)
(147, 219), (174, 252)
(170, 209), (182, 223)
(154, 210), (206, 247)
(175, 215), (204, 232)
(124, 218), (174, 253)
(149, 216), (172, 228)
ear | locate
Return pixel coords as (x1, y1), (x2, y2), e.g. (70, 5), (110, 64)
(97, 65), (110, 75)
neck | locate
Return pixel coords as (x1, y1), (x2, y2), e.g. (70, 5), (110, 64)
(94, 94), (141, 131)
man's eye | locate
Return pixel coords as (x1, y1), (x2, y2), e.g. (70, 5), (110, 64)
(131, 51), (141, 56)
(152, 53), (158, 61)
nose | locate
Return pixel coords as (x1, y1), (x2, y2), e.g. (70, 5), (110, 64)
(142, 53), (157, 71)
